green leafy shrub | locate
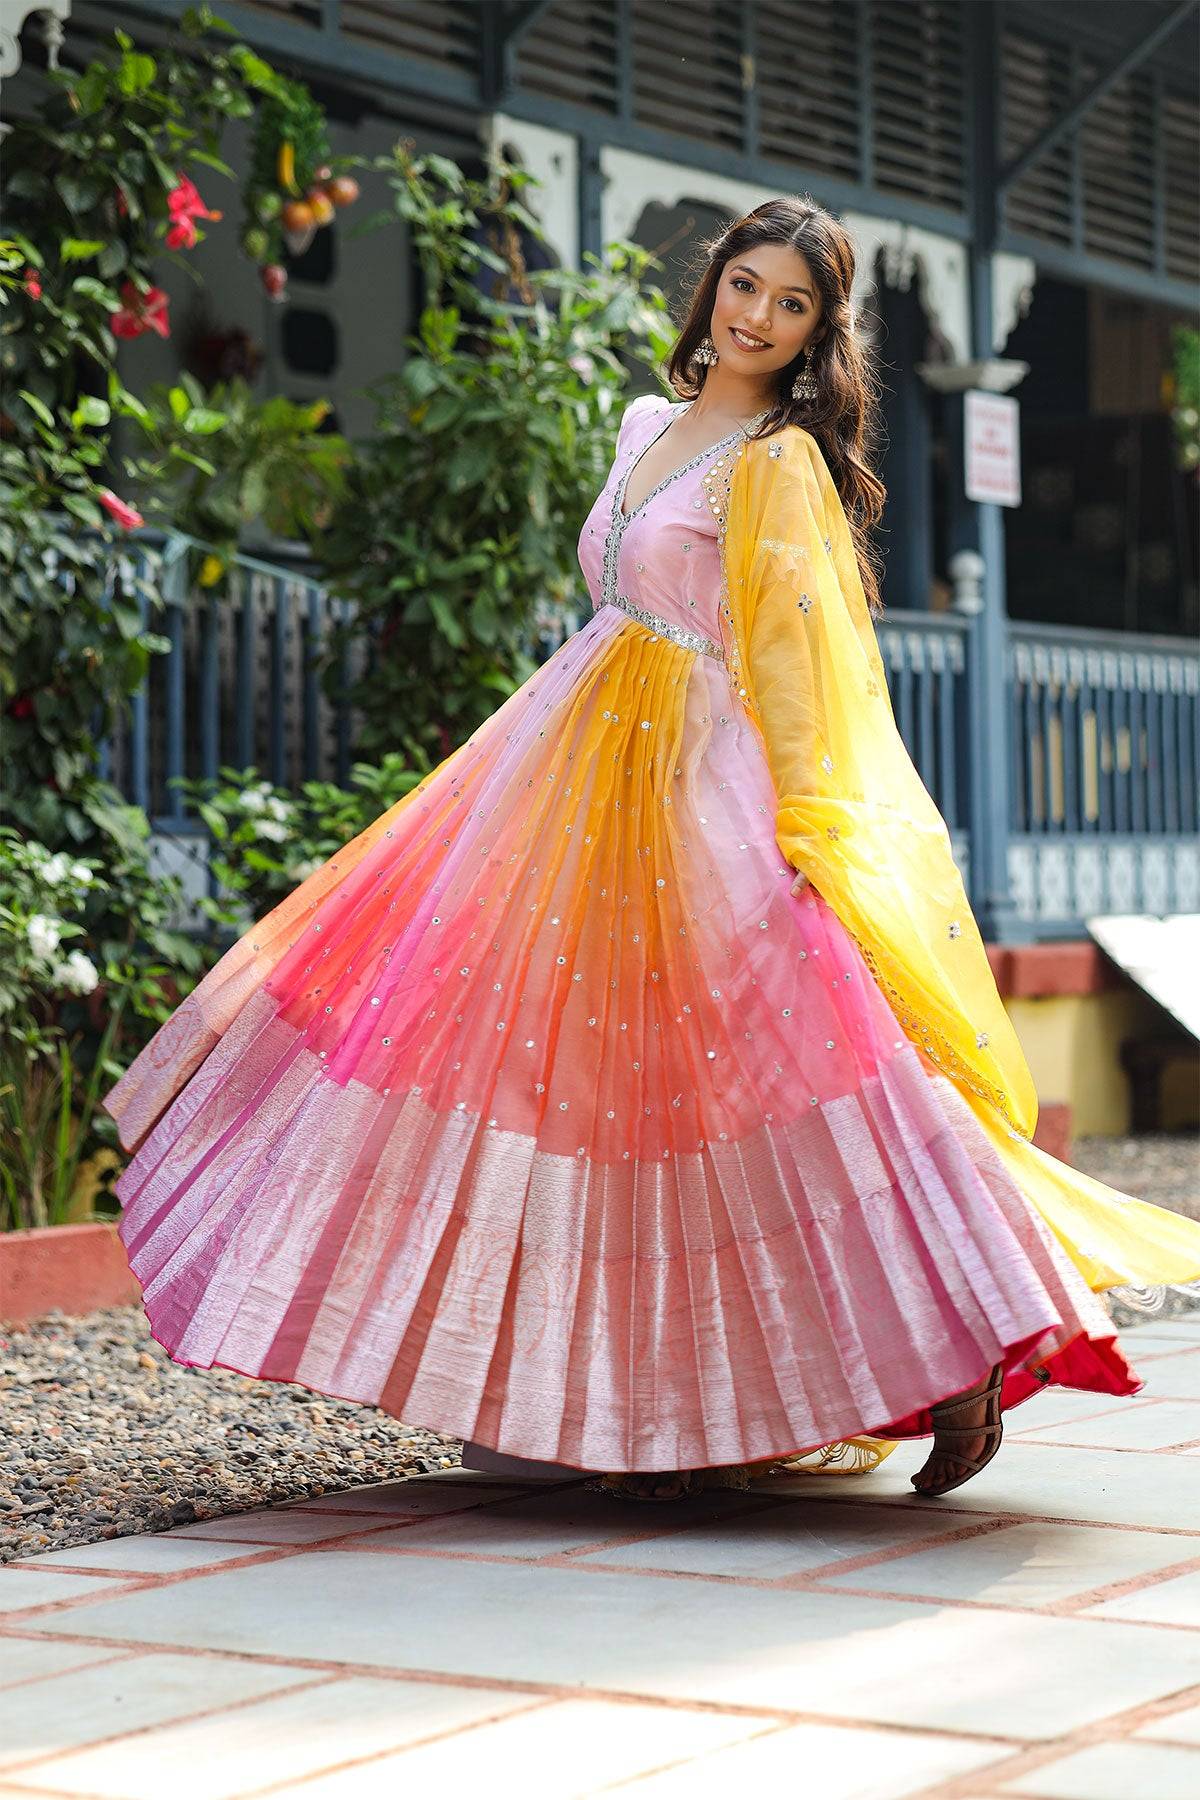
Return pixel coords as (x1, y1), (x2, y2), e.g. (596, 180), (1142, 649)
(0, 12), (338, 1222)
(317, 142), (675, 764)
(1171, 326), (1199, 472)
(136, 377), (351, 586)
(174, 759), (425, 924)
(0, 822), (205, 1228)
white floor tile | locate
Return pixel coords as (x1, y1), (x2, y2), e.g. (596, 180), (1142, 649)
(575, 1495), (982, 1579)
(1000, 1739), (1200, 1798)
(297, 1478), (523, 1515)
(0, 1639), (124, 1688)
(607, 1716), (1010, 1799)
(30, 1547), (1200, 1741)
(1121, 1320), (1200, 1345)
(0, 1569), (129, 1613)
(0, 1652), (312, 1772)
(1137, 1701), (1200, 1745)
(1012, 1400), (1200, 1451)
(1114, 1352), (1200, 1401)
(19, 1537), (272, 1574)
(265, 1697), (775, 1800)
(821, 1521), (1197, 1607)
(1086, 1565), (1200, 1627)
(760, 1440), (1200, 1533)
(360, 1483), (765, 1559)
(169, 1509), (386, 1545)
(13, 1675), (537, 1799)
(1003, 1394), (1137, 1432)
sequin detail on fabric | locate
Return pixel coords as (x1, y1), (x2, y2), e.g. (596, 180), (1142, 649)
(607, 593), (724, 661)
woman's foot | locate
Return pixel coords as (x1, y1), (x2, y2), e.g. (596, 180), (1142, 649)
(911, 1363), (1005, 1497)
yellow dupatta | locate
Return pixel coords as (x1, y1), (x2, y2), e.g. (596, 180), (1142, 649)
(704, 422), (1200, 1295)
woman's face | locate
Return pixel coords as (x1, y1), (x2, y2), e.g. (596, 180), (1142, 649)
(710, 242), (823, 377)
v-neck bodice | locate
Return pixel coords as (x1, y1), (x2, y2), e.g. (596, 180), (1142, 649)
(576, 394), (766, 659)
(616, 401), (749, 522)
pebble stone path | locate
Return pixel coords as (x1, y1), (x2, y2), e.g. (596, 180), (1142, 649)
(0, 1309), (459, 1567)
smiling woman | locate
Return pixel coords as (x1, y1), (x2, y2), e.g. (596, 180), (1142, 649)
(102, 194), (1200, 1514)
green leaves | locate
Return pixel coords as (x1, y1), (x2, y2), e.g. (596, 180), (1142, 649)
(310, 143), (674, 766)
(141, 376), (348, 557)
(18, 390), (54, 428)
(71, 395), (111, 430)
(61, 492), (104, 527)
(60, 238), (107, 263)
(54, 174), (106, 215)
(116, 52), (157, 97)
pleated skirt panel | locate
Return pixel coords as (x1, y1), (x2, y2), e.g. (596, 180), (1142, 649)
(106, 608), (1136, 1471)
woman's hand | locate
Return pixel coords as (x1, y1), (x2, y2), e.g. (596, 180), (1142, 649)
(790, 870), (810, 898)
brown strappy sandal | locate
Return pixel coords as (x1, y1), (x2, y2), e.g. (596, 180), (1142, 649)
(911, 1363), (1005, 1497)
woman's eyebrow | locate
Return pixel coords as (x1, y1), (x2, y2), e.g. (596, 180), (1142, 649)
(730, 262), (813, 301)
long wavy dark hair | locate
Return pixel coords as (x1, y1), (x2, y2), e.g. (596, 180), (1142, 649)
(666, 195), (886, 614)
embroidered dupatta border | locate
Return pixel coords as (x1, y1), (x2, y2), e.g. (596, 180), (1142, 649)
(703, 431), (1033, 1143)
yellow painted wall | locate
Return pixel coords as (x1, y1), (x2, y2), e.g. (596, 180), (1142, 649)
(1005, 991), (1199, 1136)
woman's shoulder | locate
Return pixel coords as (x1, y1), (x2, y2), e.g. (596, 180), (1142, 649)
(748, 418), (828, 478)
(619, 390), (673, 431)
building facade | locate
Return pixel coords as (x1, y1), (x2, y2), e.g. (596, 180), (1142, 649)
(6, 1), (1199, 1129)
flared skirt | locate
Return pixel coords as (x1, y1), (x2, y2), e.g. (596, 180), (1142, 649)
(105, 605), (1137, 1470)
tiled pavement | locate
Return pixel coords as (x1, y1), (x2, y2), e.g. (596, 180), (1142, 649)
(2, 1321), (1200, 1799)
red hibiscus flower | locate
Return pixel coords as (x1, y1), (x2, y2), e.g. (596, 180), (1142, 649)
(97, 488), (145, 531)
(109, 281), (171, 340)
(23, 272), (42, 301)
(165, 171), (222, 251)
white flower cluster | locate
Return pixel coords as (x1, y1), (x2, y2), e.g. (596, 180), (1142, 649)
(24, 915), (100, 995)
(3, 842), (103, 1001)
(41, 853), (95, 889)
(240, 781), (294, 845)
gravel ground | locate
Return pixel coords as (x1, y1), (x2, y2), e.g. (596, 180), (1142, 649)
(2, 1133), (1196, 1566)
(0, 1308), (460, 1566)
(1073, 1131), (1199, 1222)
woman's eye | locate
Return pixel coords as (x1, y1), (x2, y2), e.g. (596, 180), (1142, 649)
(731, 276), (802, 313)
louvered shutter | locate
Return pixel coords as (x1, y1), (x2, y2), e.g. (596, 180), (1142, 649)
(870, 1), (966, 211)
(1001, 28), (1074, 248)
(1163, 91), (1200, 285)
(339, 3), (480, 78)
(515, 1), (620, 115)
(629, 0), (745, 152)
(756, 0), (862, 184)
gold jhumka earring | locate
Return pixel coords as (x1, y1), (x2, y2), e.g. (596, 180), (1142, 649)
(791, 351), (818, 403)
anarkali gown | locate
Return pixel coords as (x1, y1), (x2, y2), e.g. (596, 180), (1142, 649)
(103, 391), (1200, 1477)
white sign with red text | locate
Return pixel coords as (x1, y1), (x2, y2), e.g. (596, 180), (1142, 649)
(964, 389), (1021, 508)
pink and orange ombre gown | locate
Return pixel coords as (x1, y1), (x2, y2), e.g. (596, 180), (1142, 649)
(105, 392), (1175, 1476)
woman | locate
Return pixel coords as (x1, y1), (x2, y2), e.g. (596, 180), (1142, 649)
(104, 197), (1200, 1507)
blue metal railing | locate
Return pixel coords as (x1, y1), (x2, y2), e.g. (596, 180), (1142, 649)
(1009, 622), (1200, 840)
(100, 534), (358, 825)
(878, 612), (969, 832)
(101, 536), (1199, 934)
(1004, 620), (1200, 928)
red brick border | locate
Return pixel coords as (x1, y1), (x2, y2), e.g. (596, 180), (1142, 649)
(0, 1222), (139, 1325)
(985, 941), (1124, 1000)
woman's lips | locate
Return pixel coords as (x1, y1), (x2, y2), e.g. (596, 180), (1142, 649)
(729, 327), (771, 350)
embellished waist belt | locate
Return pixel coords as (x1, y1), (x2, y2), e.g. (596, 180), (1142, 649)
(603, 593), (725, 663)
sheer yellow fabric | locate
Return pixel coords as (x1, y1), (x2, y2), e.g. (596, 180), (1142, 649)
(707, 423), (1200, 1296)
